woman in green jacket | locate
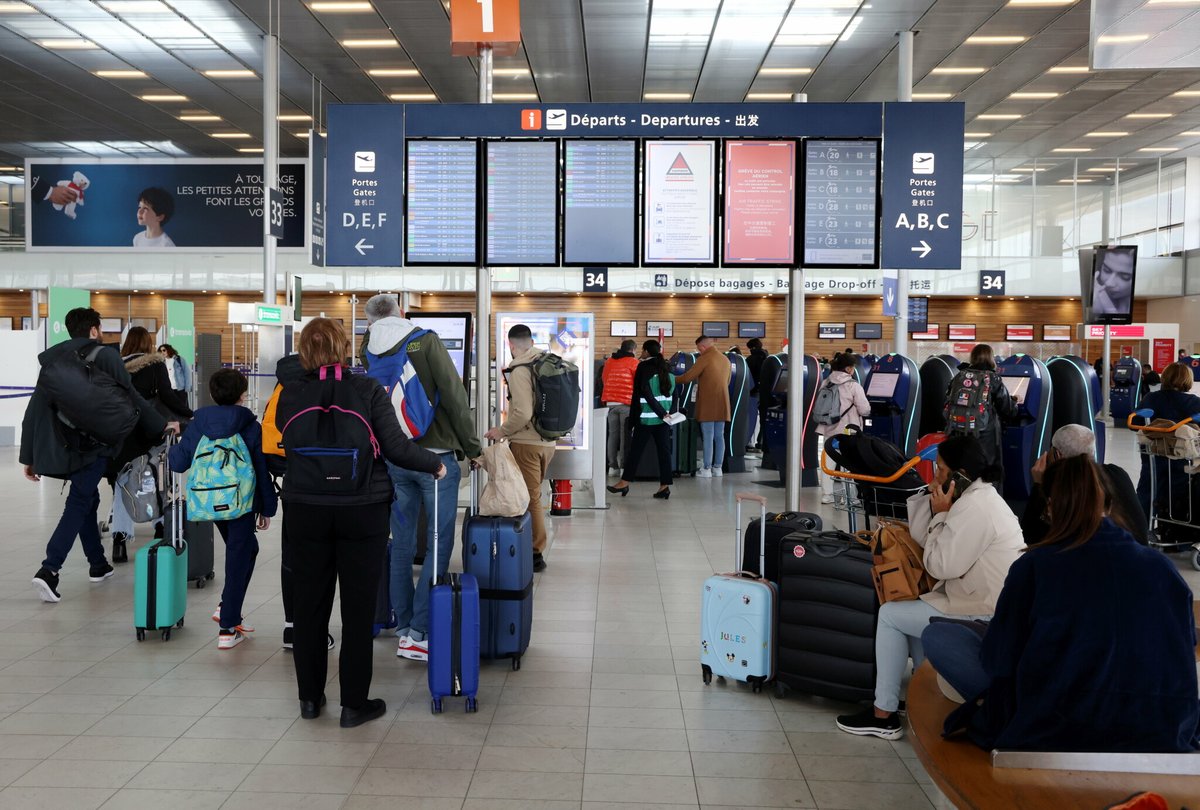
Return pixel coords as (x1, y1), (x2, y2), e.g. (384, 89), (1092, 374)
(608, 340), (676, 500)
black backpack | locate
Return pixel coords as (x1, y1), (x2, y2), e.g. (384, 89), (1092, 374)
(279, 365), (381, 496)
(507, 352), (581, 440)
(944, 369), (993, 437)
(38, 343), (138, 448)
(825, 425), (925, 499)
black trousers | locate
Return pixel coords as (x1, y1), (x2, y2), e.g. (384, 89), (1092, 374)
(284, 500), (389, 710)
(622, 423), (673, 486)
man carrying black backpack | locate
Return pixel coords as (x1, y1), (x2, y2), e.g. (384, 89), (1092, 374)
(21, 307), (175, 603)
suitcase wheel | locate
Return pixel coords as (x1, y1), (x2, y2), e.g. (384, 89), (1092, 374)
(136, 628), (146, 642)
(775, 681), (789, 700)
(750, 680), (763, 695)
(207, 572), (215, 580)
(161, 628), (171, 642)
(465, 697), (478, 713)
(1191, 548), (1200, 571)
(511, 656), (521, 672)
(430, 698), (442, 715)
(195, 578), (206, 589)
(176, 618), (184, 628)
(702, 664), (712, 685)
(98, 520), (109, 535)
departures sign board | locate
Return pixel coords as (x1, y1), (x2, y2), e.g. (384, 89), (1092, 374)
(485, 140), (559, 266)
(563, 140), (638, 266)
(802, 139), (880, 269)
(404, 140), (478, 266)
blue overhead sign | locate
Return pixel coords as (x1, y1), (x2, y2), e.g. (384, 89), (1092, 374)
(325, 104), (403, 267)
(880, 102), (964, 270)
(882, 269), (898, 317)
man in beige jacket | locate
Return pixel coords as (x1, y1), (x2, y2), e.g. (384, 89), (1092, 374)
(485, 324), (555, 572)
(673, 336), (731, 477)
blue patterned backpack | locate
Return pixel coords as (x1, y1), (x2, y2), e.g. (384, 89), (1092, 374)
(185, 434), (256, 521)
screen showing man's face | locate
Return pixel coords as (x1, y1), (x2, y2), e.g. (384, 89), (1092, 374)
(1093, 250), (1134, 315)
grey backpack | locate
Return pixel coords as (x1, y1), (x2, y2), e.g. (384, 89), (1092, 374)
(118, 447), (164, 524)
(812, 380), (851, 426)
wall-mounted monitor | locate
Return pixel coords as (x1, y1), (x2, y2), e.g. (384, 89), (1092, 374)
(610, 320), (637, 337)
(702, 321), (729, 338)
(1043, 324), (1073, 342)
(563, 140), (637, 266)
(738, 321), (766, 339)
(643, 140), (716, 265)
(866, 372), (899, 398)
(100, 318), (122, 333)
(947, 324), (976, 341)
(405, 139), (478, 266)
(1086, 245), (1137, 326)
(131, 318), (156, 332)
(21, 317), (31, 330)
(818, 322), (847, 340)
(485, 140), (559, 266)
(0, 317), (11, 330)
(1006, 324), (1035, 341)
(354, 318), (368, 336)
(802, 138), (881, 269)
(723, 140), (796, 266)
(855, 322), (883, 340)
(646, 320), (673, 338)
(911, 323), (940, 341)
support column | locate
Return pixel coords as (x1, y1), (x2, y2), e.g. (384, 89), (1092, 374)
(894, 30), (915, 357)
(475, 46), (494, 442)
(262, 8), (279, 306)
(785, 92), (808, 513)
(30, 290), (39, 331)
(1185, 157), (1200, 252)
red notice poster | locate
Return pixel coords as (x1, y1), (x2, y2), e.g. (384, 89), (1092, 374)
(723, 140), (795, 265)
(1153, 338), (1175, 371)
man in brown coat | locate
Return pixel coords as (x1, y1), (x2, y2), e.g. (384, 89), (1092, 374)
(675, 336), (731, 477)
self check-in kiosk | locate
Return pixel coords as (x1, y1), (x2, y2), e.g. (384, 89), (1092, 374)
(1047, 355), (1106, 462)
(761, 354), (820, 487)
(668, 351), (699, 476)
(724, 351), (751, 474)
(863, 353), (922, 457)
(918, 355), (961, 438)
(853, 354), (877, 387)
(997, 354), (1054, 501)
(1109, 357), (1143, 422)
(758, 353), (787, 472)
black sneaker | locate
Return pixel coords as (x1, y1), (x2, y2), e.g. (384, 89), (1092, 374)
(89, 562), (115, 583)
(32, 567), (61, 603)
(533, 553), (547, 573)
(340, 698), (386, 728)
(112, 533), (128, 563)
(835, 707), (903, 740)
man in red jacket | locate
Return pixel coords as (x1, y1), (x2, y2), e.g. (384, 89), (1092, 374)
(601, 340), (639, 475)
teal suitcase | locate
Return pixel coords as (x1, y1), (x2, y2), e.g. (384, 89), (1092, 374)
(134, 451), (189, 641)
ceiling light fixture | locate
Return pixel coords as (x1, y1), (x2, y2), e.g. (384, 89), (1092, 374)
(341, 38), (399, 48)
(95, 69), (147, 78)
(977, 113), (1022, 119)
(140, 94), (188, 102)
(1085, 131), (1129, 137)
(203, 69), (256, 78)
(1125, 112), (1172, 118)
(1097, 34), (1150, 44)
(0, 2), (36, 12)
(774, 34), (838, 46)
(1173, 90), (1200, 97)
(1139, 147), (1177, 152)
(1052, 147), (1092, 152)
(179, 114), (220, 121)
(492, 92), (539, 100)
(1008, 0), (1076, 5)
(964, 131), (991, 137)
(389, 93), (437, 101)
(1148, 0), (1200, 5)
(912, 92), (954, 99)
(211, 132), (251, 139)
(1180, 131), (1200, 136)
(1009, 91), (1059, 99)
(758, 67), (812, 75)
(100, 0), (170, 11)
(277, 114), (312, 121)
(965, 35), (1026, 44)
(746, 93), (793, 100)
(367, 68), (419, 77)
(931, 66), (987, 74)
(492, 67), (529, 76)
(294, 131), (310, 138)
(1048, 65), (1090, 73)
(238, 148), (265, 153)
(644, 92), (691, 100)
(38, 39), (97, 49)
(310, 1), (373, 10)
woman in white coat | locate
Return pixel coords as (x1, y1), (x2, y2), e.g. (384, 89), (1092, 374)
(835, 434), (1026, 741)
(816, 352), (871, 504)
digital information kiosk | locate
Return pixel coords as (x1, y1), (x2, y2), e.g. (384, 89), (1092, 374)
(998, 354), (1053, 501)
(864, 354), (922, 458)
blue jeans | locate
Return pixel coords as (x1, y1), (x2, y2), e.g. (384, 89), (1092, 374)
(388, 453), (460, 639)
(44, 456), (109, 571)
(700, 421), (726, 470)
(215, 513), (258, 630)
(921, 621), (990, 702)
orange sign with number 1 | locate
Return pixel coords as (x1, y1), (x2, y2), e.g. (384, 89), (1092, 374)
(450, 0), (521, 57)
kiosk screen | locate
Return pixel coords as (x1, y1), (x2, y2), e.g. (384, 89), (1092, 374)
(1002, 376), (1029, 404)
(1113, 367), (1134, 385)
(866, 372), (899, 398)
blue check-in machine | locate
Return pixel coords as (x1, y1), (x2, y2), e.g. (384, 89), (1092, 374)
(918, 355), (960, 438)
(1047, 355), (1105, 462)
(1109, 357), (1143, 423)
(761, 354), (820, 486)
(997, 354), (1054, 501)
(758, 353), (787, 472)
(863, 354), (921, 457)
(665, 351), (699, 477)
(851, 354), (878, 387)
(723, 351), (751, 474)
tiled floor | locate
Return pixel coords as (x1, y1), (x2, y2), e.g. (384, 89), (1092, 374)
(0, 426), (1190, 809)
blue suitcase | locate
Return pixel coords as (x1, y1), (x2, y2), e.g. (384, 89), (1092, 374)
(134, 457), (188, 642)
(462, 511), (533, 671)
(427, 479), (480, 714)
(700, 492), (776, 693)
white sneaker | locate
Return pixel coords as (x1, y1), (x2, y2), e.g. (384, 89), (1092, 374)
(713, 467), (723, 477)
(821, 494), (835, 505)
(696, 468), (713, 478)
(397, 635), (429, 662)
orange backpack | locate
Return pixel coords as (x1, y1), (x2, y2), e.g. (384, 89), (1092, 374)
(261, 383), (285, 458)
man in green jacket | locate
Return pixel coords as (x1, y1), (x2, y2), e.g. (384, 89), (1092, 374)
(361, 294), (482, 663)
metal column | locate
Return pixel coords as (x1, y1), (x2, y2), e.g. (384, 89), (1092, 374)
(475, 46), (494, 441)
(785, 92), (808, 512)
(894, 30), (915, 357)
(262, 3), (279, 306)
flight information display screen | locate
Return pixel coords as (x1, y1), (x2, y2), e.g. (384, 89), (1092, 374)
(803, 139), (879, 268)
(405, 140), (477, 265)
(564, 140), (637, 265)
(486, 140), (558, 266)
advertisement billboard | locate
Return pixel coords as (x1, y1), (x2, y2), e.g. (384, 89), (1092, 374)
(723, 140), (795, 266)
(26, 159), (305, 251)
(643, 140), (716, 265)
(1086, 246), (1138, 326)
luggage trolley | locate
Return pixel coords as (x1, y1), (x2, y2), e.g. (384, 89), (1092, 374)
(1128, 409), (1200, 571)
(819, 441), (939, 532)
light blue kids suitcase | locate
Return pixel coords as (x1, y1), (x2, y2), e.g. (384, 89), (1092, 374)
(700, 492), (776, 693)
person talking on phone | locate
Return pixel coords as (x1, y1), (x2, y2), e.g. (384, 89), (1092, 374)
(836, 435), (1025, 741)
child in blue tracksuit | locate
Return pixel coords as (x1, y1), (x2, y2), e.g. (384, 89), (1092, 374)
(169, 369), (277, 649)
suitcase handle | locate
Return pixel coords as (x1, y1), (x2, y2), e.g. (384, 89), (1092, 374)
(430, 467), (440, 588)
(734, 492), (768, 575)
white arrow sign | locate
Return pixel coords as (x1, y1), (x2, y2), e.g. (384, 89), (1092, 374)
(885, 288), (895, 309)
(911, 240), (931, 259)
(354, 238), (374, 256)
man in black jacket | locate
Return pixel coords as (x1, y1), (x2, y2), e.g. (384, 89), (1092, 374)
(21, 308), (172, 602)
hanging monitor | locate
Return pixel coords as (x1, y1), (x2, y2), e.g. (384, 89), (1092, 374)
(405, 140), (478, 265)
(485, 140), (559, 266)
(563, 140), (637, 266)
(722, 140), (796, 266)
(643, 140), (716, 265)
(1086, 245), (1137, 326)
(802, 138), (880, 269)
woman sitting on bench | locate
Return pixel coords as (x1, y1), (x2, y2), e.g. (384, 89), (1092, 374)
(924, 454), (1200, 752)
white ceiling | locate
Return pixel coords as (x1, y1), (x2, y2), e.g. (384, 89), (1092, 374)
(0, 0), (1198, 172)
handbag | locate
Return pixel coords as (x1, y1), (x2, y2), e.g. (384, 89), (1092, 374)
(478, 442), (529, 518)
(857, 518), (935, 604)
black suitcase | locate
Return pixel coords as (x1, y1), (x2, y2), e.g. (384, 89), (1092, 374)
(741, 513), (822, 582)
(774, 530), (879, 704)
(162, 500), (215, 589)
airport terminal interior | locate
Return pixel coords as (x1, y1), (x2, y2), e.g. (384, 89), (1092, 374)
(2, 0), (1200, 808)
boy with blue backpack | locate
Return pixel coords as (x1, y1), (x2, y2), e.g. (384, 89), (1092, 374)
(169, 368), (277, 649)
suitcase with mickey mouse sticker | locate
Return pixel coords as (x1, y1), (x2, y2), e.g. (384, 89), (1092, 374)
(700, 493), (776, 693)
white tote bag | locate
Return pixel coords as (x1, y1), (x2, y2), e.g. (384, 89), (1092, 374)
(479, 442), (529, 518)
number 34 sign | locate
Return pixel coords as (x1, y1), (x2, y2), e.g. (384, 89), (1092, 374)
(980, 270), (1006, 297)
